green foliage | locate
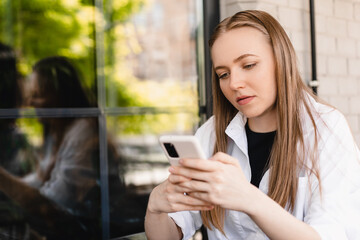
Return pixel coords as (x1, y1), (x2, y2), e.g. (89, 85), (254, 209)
(16, 118), (43, 147)
(0, 0), (199, 136)
(18, 1), (81, 61)
(103, 0), (146, 108)
(0, 0), (96, 89)
(104, 0), (146, 23)
(108, 112), (199, 137)
(0, 0), (145, 106)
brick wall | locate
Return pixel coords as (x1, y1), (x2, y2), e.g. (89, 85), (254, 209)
(220, 0), (360, 146)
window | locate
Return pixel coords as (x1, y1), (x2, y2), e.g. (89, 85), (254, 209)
(0, 0), (207, 239)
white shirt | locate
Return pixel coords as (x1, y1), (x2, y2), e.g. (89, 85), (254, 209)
(169, 96), (360, 240)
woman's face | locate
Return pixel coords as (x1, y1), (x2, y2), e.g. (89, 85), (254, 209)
(27, 71), (56, 108)
(211, 27), (277, 132)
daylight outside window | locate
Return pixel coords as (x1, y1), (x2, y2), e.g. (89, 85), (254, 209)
(0, 0), (204, 239)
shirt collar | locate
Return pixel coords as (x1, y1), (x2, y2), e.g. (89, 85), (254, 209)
(223, 94), (325, 157)
(225, 112), (248, 157)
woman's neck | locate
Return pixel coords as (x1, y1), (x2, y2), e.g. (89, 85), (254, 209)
(247, 113), (277, 133)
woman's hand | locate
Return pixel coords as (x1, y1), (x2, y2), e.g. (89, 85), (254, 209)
(169, 152), (256, 213)
(147, 173), (214, 214)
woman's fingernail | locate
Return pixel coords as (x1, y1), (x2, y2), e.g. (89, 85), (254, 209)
(169, 167), (174, 173)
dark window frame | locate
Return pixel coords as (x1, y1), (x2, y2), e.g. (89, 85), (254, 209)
(199, 0), (220, 121)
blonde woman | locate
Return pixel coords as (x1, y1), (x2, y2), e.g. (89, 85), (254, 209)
(145, 10), (360, 240)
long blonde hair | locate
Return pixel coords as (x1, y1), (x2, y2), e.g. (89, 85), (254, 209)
(201, 10), (321, 234)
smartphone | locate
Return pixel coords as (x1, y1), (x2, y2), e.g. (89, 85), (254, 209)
(159, 135), (206, 166)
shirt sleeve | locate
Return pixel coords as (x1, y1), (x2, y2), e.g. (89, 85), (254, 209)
(168, 211), (203, 240)
(39, 119), (98, 212)
(166, 119), (214, 239)
(304, 110), (360, 240)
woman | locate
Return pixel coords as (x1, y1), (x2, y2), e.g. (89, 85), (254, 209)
(25, 56), (98, 187)
(144, 10), (360, 240)
(0, 56), (121, 239)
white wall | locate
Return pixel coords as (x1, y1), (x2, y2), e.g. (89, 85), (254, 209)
(220, 0), (360, 146)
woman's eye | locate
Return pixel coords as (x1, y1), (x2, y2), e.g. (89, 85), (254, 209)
(218, 72), (229, 79)
(244, 63), (256, 69)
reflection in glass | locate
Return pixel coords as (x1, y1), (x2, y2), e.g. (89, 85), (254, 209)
(0, 0), (203, 239)
(107, 113), (198, 237)
(0, 0), (96, 95)
(26, 56), (96, 109)
(105, 0), (199, 109)
(0, 43), (35, 174)
(0, 43), (36, 239)
(0, 55), (114, 239)
(0, 117), (106, 239)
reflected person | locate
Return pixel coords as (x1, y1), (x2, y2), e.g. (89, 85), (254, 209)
(0, 43), (35, 176)
(0, 56), (121, 240)
(0, 43), (41, 240)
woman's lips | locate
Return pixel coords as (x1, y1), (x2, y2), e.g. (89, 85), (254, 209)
(236, 96), (254, 105)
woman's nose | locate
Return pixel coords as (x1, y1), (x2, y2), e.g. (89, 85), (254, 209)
(229, 69), (245, 90)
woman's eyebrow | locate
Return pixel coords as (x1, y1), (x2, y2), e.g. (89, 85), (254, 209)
(233, 53), (258, 63)
(214, 53), (259, 71)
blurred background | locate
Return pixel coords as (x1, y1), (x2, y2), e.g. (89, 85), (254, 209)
(0, 0), (359, 239)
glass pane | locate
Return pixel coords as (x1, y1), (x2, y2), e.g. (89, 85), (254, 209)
(107, 112), (199, 237)
(104, 0), (199, 108)
(0, 0), (97, 108)
(0, 0), (204, 239)
(0, 117), (102, 239)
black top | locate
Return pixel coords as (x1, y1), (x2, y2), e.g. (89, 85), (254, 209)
(245, 122), (276, 188)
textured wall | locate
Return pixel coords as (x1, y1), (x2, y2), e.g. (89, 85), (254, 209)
(220, 0), (360, 146)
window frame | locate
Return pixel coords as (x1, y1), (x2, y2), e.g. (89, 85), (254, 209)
(0, 0), (220, 238)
